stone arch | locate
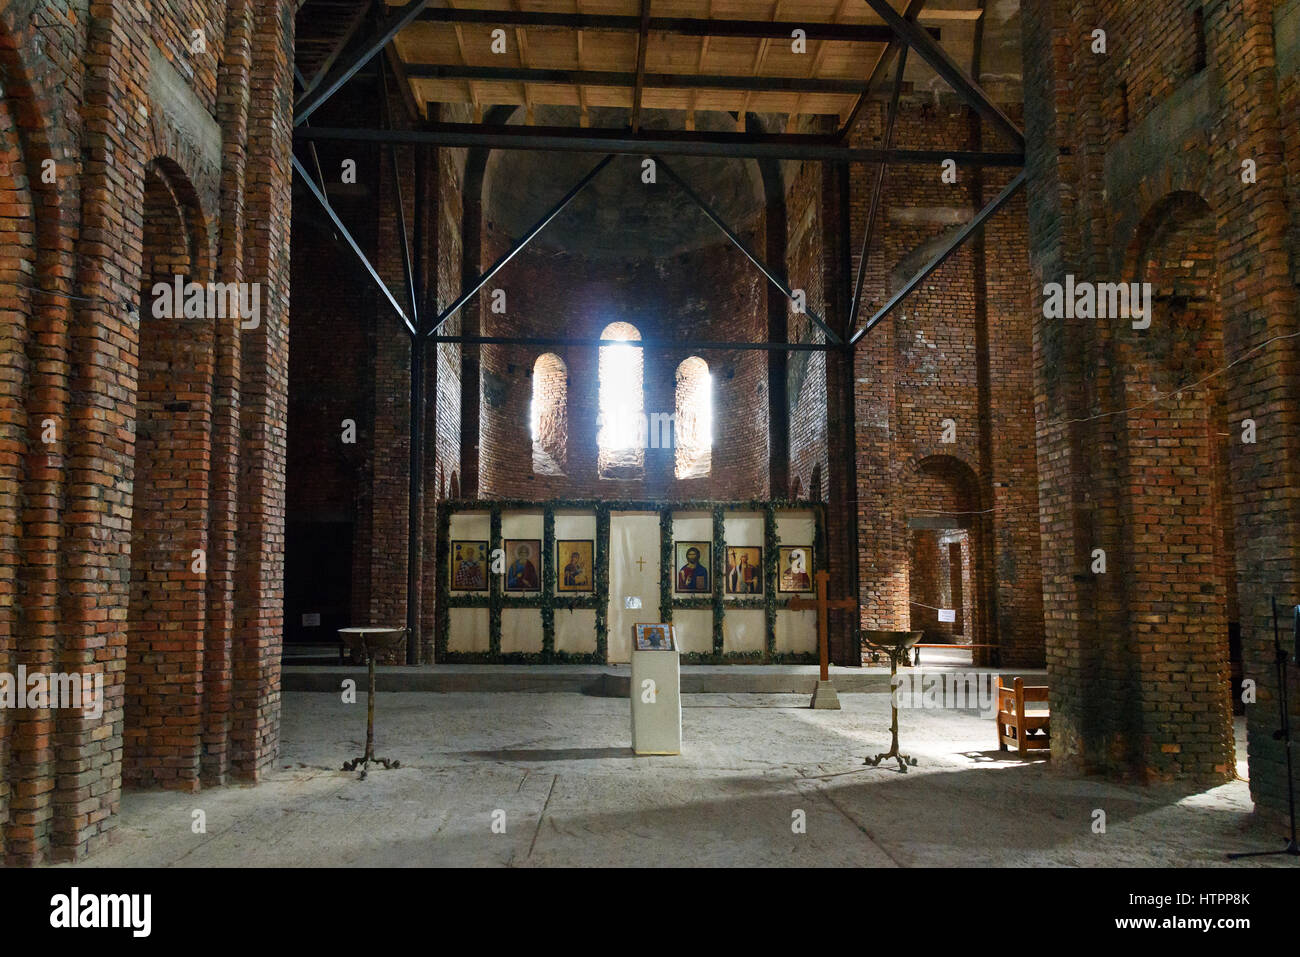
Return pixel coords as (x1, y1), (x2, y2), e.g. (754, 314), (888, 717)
(457, 105), (518, 500)
(124, 157), (217, 791)
(1112, 190), (1236, 780)
(597, 322), (644, 480)
(674, 356), (712, 479)
(531, 352), (567, 476)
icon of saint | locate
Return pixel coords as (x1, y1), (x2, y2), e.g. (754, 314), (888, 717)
(677, 546), (709, 592)
(507, 544), (539, 590)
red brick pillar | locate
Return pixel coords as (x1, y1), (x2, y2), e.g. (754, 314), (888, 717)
(232, 0), (295, 780)
(56, 0), (151, 860)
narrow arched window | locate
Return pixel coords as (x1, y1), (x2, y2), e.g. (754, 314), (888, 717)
(674, 356), (712, 479)
(530, 353), (567, 475)
(597, 322), (644, 479)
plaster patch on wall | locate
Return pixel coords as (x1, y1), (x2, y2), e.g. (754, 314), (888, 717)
(1277, 0), (1300, 77)
(147, 44), (222, 210)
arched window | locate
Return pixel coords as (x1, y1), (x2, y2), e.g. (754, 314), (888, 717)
(597, 322), (644, 478)
(674, 356), (712, 479)
(530, 353), (567, 475)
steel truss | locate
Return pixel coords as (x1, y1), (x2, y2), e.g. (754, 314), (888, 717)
(289, 0), (1028, 660)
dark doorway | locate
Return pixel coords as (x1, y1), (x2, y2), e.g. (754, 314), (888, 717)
(284, 521), (354, 647)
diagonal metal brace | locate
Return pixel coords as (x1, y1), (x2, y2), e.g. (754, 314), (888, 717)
(295, 0), (432, 128)
(860, 0), (1024, 151)
(655, 156), (842, 345)
(291, 151), (417, 336)
(848, 170), (1025, 347)
(848, 45), (909, 335)
(382, 59), (420, 331)
(838, 0), (925, 140)
(426, 154), (617, 338)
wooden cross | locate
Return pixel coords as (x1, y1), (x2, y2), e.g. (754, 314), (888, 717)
(634, 556), (647, 572)
(788, 570), (857, 682)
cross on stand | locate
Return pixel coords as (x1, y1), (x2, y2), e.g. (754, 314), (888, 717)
(787, 570), (856, 710)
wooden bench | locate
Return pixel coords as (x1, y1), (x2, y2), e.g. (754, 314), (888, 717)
(995, 676), (1050, 758)
(911, 642), (1000, 666)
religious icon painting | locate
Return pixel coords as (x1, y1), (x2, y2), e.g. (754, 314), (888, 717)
(633, 622), (675, 651)
(556, 540), (594, 593)
(724, 546), (763, 595)
(777, 546), (814, 594)
(450, 540), (489, 592)
(503, 539), (542, 593)
(674, 541), (711, 594)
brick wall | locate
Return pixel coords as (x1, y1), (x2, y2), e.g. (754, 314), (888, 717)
(474, 221), (771, 501)
(1022, 0), (1300, 806)
(0, 0), (294, 865)
(817, 94), (1045, 669)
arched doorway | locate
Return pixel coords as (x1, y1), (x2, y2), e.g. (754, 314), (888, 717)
(124, 159), (215, 791)
(906, 456), (990, 660)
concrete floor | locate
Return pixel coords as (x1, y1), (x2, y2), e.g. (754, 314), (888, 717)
(63, 691), (1286, 868)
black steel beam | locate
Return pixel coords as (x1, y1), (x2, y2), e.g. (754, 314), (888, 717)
(291, 151), (417, 336)
(405, 63), (870, 94)
(848, 169), (1025, 347)
(860, 0), (1024, 150)
(405, 326), (424, 665)
(427, 154), (616, 337)
(847, 45), (907, 334)
(656, 156), (841, 345)
(417, 8), (933, 42)
(292, 66), (329, 188)
(295, 0), (432, 127)
(299, 2), (372, 99)
(837, 0), (924, 139)
(383, 62), (419, 327)
(297, 124), (1024, 166)
(630, 0), (652, 132)
(430, 335), (837, 352)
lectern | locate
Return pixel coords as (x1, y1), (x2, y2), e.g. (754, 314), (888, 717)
(337, 626), (405, 779)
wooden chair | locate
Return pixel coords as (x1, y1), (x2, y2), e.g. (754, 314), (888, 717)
(995, 676), (1050, 758)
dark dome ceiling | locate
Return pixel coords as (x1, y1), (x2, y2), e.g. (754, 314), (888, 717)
(483, 107), (767, 262)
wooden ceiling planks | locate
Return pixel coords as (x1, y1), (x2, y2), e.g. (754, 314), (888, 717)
(377, 0), (983, 124)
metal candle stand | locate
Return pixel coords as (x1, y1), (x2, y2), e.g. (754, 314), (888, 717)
(861, 630), (924, 773)
(338, 626), (407, 779)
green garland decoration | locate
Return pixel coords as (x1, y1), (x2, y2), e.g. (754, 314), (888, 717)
(765, 502), (779, 659)
(658, 508), (673, 625)
(434, 498), (826, 664)
(594, 502), (610, 662)
(434, 505), (452, 660)
(712, 505), (725, 656)
(488, 506), (503, 657)
(541, 508), (556, 656)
